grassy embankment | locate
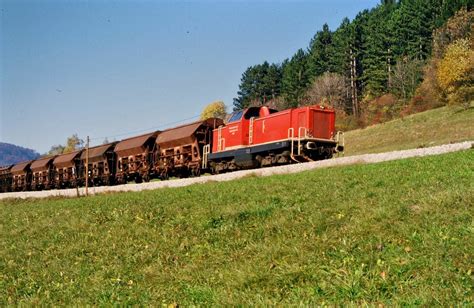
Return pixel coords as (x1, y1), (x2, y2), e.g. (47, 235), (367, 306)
(344, 105), (474, 156)
(1, 149), (473, 305)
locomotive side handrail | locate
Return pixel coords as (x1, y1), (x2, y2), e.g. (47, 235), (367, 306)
(249, 117), (255, 145)
(297, 127), (307, 156)
(288, 127), (308, 161)
(202, 144), (211, 169)
(217, 126), (223, 151)
(288, 128), (295, 157)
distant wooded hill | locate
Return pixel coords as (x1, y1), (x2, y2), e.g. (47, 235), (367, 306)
(0, 142), (40, 166)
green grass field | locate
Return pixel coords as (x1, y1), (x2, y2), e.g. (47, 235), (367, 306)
(344, 105), (474, 155)
(1, 149), (473, 305)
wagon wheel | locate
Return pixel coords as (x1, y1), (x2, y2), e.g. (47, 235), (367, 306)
(179, 170), (190, 179)
(193, 168), (201, 177)
(135, 175), (143, 184)
(161, 172), (169, 181)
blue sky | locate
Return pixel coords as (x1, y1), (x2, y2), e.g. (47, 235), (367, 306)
(1, 0), (379, 153)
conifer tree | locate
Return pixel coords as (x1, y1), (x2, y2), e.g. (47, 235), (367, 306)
(361, 1), (397, 96)
(281, 49), (311, 107)
(262, 63), (283, 102)
(233, 62), (282, 110)
(307, 24), (333, 79)
(330, 17), (353, 76)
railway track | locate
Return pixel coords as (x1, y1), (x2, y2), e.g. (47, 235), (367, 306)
(1, 141), (472, 200)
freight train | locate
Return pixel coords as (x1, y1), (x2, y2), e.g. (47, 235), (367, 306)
(0, 104), (344, 193)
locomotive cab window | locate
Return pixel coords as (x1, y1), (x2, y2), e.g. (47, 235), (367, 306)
(242, 107), (279, 120)
(244, 107), (261, 120)
(228, 110), (244, 123)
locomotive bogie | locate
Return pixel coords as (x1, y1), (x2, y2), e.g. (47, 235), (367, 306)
(209, 141), (291, 173)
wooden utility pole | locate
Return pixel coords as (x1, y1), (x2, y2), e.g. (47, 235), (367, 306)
(350, 48), (359, 118)
(419, 38), (423, 60)
(85, 136), (89, 196)
(350, 48), (355, 115)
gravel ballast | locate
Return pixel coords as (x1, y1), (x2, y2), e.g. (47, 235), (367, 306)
(1, 141), (472, 200)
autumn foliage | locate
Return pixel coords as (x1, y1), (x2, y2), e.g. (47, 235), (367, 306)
(200, 101), (227, 120)
(437, 39), (474, 108)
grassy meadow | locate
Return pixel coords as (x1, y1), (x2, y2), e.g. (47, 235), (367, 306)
(1, 149), (473, 305)
(344, 105), (474, 155)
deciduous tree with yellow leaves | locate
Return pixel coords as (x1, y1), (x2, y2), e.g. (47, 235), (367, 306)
(437, 38), (474, 108)
(200, 101), (227, 120)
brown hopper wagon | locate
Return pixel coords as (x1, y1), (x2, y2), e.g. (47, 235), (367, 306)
(11, 161), (33, 191)
(0, 165), (13, 193)
(53, 150), (83, 188)
(30, 156), (56, 190)
(155, 118), (223, 178)
(79, 142), (117, 186)
(114, 131), (159, 183)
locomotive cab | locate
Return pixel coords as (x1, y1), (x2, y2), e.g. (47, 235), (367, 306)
(226, 106), (277, 124)
(216, 107), (278, 152)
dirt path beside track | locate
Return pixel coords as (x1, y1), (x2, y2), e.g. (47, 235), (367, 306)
(1, 141), (472, 200)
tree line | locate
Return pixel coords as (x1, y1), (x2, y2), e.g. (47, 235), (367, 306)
(232, 0), (473, 127)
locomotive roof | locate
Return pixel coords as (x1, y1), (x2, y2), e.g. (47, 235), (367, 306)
(156, 118), (223, 145)
(53, 150), (82, 166)
(80, 142), (117, 160)
(11, 160), (33, 173)
(30, 156), (56, 171)
(115, 131), (158, 153)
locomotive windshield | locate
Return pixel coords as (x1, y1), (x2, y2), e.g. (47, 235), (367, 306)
(228, 110), (243, 123)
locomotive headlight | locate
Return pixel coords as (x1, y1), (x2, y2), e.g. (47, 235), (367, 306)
(306, 142), (317, 150)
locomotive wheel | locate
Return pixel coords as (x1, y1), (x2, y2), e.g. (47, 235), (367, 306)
(178, 170), (190, 178)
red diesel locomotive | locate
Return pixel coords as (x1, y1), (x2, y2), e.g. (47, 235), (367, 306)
(0, 104), (344, 193)
(207, 105), (343, 173)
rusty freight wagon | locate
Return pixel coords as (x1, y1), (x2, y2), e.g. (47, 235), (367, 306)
(11, 160), (33, 191)
(31, 156), (56, 190)
(53, 150), (83, 188)
(79, 142), (117, 186)
(0, 165), (13, 193)
(114, 131), (159, 183)
(155, 118), (223, 178)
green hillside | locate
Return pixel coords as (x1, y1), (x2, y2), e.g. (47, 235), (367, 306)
(1, 150), (473, 305)
(344, 105), (474, 156)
